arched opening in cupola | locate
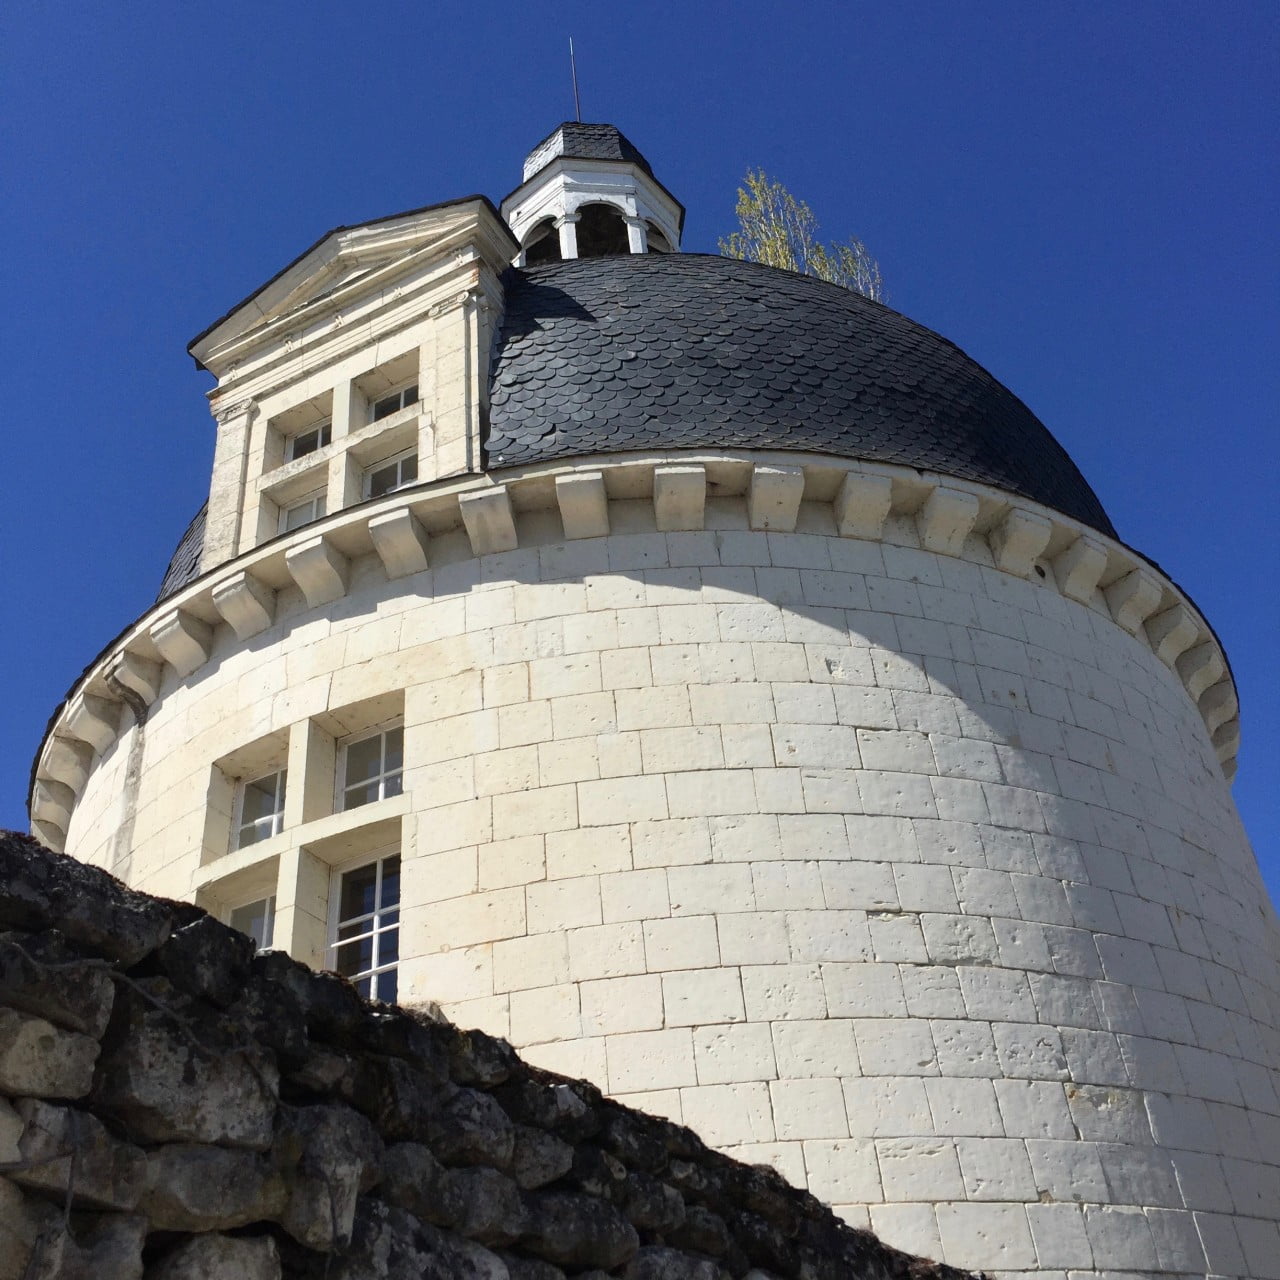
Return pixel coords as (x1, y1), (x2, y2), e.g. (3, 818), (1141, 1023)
(523, 218), (561, 265)
(575, 203), (630, 258)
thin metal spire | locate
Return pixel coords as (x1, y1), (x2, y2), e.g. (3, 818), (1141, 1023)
(569, 37), (582, 122)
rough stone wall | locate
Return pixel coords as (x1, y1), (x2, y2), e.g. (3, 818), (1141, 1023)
(59, 511), (1279, 1277)
(0, 829), (976, 1280)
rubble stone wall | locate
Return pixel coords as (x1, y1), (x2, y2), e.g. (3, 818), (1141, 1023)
(0, 829), (974, 1280)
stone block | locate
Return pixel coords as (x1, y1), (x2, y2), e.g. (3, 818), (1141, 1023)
(555, 470), (610, 539)
(211, 571), (276, 640)
(285, 535), (350, 607)
(607, 1028), (696, 1093)
(917, 486), (980, 557)
(141, 1142), (285, 1231)
(989, 507), (1053, 577)
(107, 649), (162, 706)
(0, 1007), (98, 1098)
(369, 508), (432, 579)
(769, 1077), (849, 1139)
(935, 1201), (1037, 1270)
(1052, 533), (1107, 603)
(149, 1233), (281, 1280)
(1176, 640), (1225, 701)
(748, 464), (805, 532)
(1104, 566), (1163, 635)
(64, 691), (120, 754)
(150, 608), (214, 678)
(460, 486), (518, 556)
(833, 472), (892, 540)
(692, 1022), (777, 1085)
(653, 464), (707, 532)
(1145, 602), (1199, 665)
(875, 1136), (964, 1200)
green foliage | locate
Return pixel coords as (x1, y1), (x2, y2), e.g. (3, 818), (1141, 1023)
(719, 169), (884, 301)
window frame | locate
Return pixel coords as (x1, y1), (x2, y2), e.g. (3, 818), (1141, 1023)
(336, 722), (404, 812)
(279, 490), (327, 534)
(227, 894), (276, 952)
(285, 421), (332, 462)
(369, 382), (419, 424)
(363, 449), (419, 500)
(326, 850), (400, 1002)
(232, 769), (287, 850)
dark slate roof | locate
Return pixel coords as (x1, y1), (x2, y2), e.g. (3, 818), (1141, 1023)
(159, 253), (1116, 600)
(523, 123), (655, 183)
(486, 254), (1116, 537)
(156, 503), (206, 601)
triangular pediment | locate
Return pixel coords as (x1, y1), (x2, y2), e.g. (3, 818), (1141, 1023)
(190, 196), (517, 374)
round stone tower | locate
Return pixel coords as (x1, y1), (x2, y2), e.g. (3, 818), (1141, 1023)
(30, 126), (1279, 1278)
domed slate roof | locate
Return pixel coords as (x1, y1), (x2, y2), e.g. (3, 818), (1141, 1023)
(487, 254), (1116, 538)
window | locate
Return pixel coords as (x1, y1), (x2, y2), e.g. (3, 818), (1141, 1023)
(229, 896), (275, 951)
(287, 422), (331, 461)
(365, 451), (418, 499)
(370, 384), (418, 423)
(339, 726), (403, 810)
(280, 491), (326, 533)
(330, 854), (400, 1001)
(235, 770), (286, 848)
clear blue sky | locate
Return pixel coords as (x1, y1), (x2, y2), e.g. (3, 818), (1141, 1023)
(2, 2), (1276, 900)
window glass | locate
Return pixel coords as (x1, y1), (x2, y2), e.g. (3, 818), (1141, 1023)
(229, 896), (275, 951)
(341, 727), (404, 810)
(282, 493), (326, 532)
(236, 771), (286, 848)
(371, 384), (419, 422)
(367, 452), (418, 499)
(288, 422), (331, 460)
(332, 854), (400, 1001)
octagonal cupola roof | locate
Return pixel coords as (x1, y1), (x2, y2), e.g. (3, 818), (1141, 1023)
(500, 122), (684, 266)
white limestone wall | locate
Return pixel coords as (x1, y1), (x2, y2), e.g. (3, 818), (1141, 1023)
(58, 499), (1279, 1279)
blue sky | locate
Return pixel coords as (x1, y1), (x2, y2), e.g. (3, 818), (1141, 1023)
(2, 1), (1276, 900)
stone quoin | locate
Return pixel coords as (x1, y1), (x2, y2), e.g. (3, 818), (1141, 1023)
(26, 123), (1280, 1277)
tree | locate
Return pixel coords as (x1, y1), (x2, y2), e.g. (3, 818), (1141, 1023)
(718, 169), (884, 302)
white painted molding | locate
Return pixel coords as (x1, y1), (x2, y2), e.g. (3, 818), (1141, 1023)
(917, 486), (980, 558)
(286, 536), (350, 607)
(748, 464), (805, 532)
(555, 472), (610, 540)
(989, 507), (1053, 577)
(212, 571), (276, 640)
(1104, 567), (1165, 636)
(369, 509), (432, 579)
(150, 610), (214, 679)
(653, 464), (707, 532)
(833, 473), (892, 541)
(1053, 534), (1108, 603)
(459, 487), (518, 555)
(64, 692), (119, 755)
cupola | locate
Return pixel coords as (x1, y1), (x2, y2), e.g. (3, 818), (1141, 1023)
(500, 122), (684, 265)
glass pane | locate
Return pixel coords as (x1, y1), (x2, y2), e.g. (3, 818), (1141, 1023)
(291, 428), (319, 458)
(400, 454), (418, 485)
(368, 462), (397, 498)
(344, 735), (383, 786)
(343, 782), (379, 810)
(372, 393), (397, 421)
(352, 974), (372, 999)
(378, 926), (400, 966)
(284, 499), (317, 531)
(339, 862), (380, 922)
(241, 773), (281, 824)
(381, 857), (401, 906)
(229, 898), (274, 951)
(338, 918), (375, 943)
(333, 936), (374, 978)
(382, 772), (403, 800)
(374, 969), (397, 1003)
(383, 728), (403, 773)
(403, 385), (418, 407)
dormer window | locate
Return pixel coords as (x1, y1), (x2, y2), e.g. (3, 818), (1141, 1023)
(371, 384), (418, 423)
(287, 422), (331, 461)
(365, 451), (418, 499)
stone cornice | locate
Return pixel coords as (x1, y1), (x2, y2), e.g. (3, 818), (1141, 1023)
(29, 452), (1242, 848)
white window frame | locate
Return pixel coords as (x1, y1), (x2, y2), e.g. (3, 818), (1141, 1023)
(286, 421), (331, 461)
(228, 894), (276, 952)
(364, 449), (419, 500)
(233, 770), (287, 849)
(369, 382), (418, 423)
(327, 850), (400, 1002)
(279, 490), (327, 534)
(337, 723), (404, 812)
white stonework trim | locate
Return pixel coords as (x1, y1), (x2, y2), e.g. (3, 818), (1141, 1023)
(555, 472), (610, 540)
(369, 508), (432, 579)
(1213, 718), (1241, 764)
(989, 507), (1053, 577)
(286, 536), (350, 607)
(1177, 642), (1225, 702)
(40, 737), (93, 796)
(1199, 681), (1239, 737)
(833, 473), (892, 541)
(1103, 567), (1165, 636)
(653, 464), (707, 532)
(459, 486), (518, 555)
(212, 571), (277, 641)
(1145, 604), (1199, 667)
(31, 820), (67, 853)
(917, 486), (980, 558)
(64, 692), (119, 755)
(748, 464), (805, 531)
(32, 779), (75, 831)
(32, 449), (1244, 839)
(150, 610), (214, 679)
(107, 652), (162, 707)
(1053, 534), (1108, 603)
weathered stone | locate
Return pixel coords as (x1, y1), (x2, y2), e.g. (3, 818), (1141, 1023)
(0, 1007), (98, 1099)
(621, 1169), (685, 1234)
(380, 1140), (447, 1223)
(569, 1144), (628, 1203)
(252, 951), (365, 1040)
(0, 1097), (22, 1162)
(724, 1208), (796, 1277)
(521, 1192), (639, 1270)
(348, 1054), (438, 1140)
(225, 973), (308, 1070)
(426, 1085), (515, 1169)
(494, 1079), (601, 1144)
(362, 1009), (450, 1082)
(0, 833), (176, 966)
(30, 1213), (147, 1280)
(12, 1099), (147, 1211)
(599, 1107), (670, 1174)
(622, 1247), (726, 1280)
(91, 987), (277, 1148)
(288, 1043), (359, 1095)
(448, 1026), (520, 1087)
(510, 1124), (574, 1190)
(275, 1103), (384, 1250)
(0, 1178), (58, 1280)
(333, 1200), (510, 1280)
(140, 1142), (285, 1231)
(440, 1165), (530, 1246)
(152, 915), (253, 1009)
(669, 1204), (732, 1258)
(148, 1232), (281, 1280)
(497, 1256), (565, 1280)
(0, 931), (115, 1037)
